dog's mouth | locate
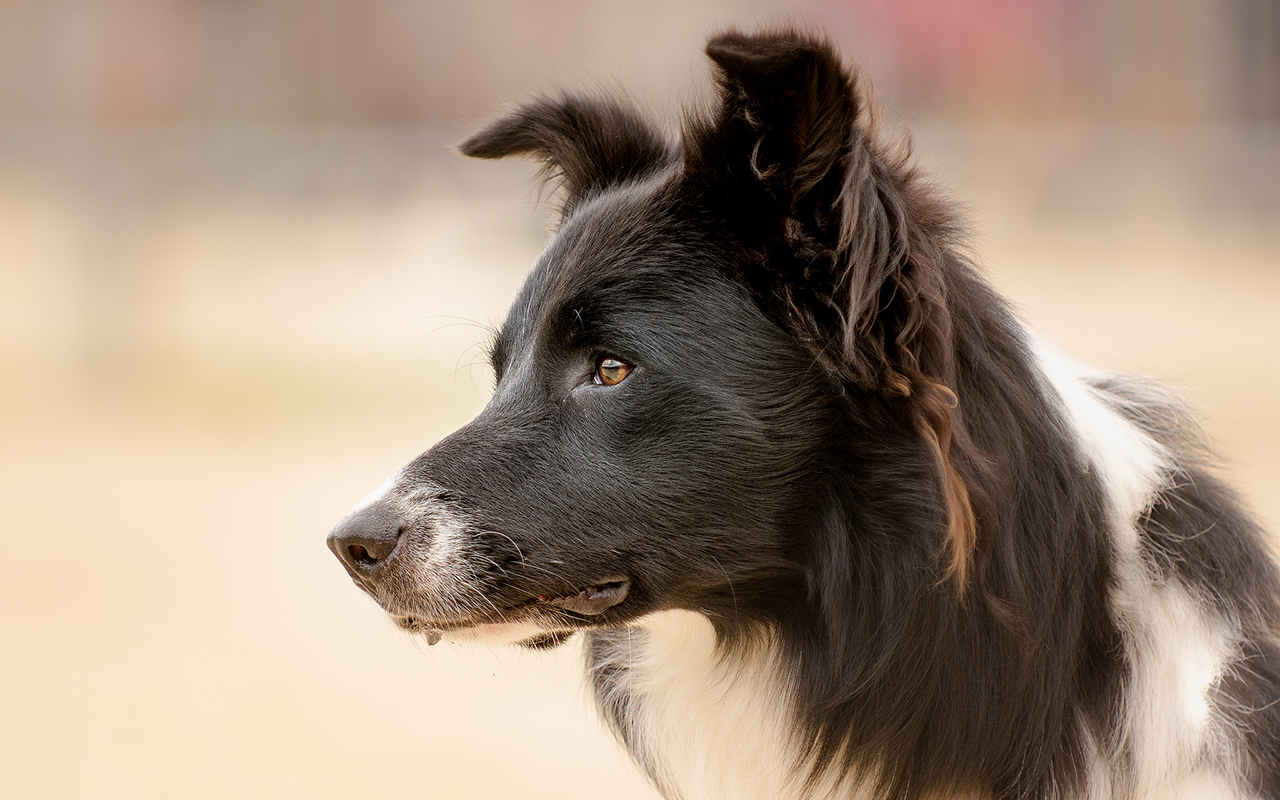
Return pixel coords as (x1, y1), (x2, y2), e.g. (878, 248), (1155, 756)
(389, 577), (631, 645)
(537, 578), (632, 615)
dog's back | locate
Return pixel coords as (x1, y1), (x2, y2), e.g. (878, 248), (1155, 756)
(330, 30), (1280, 799)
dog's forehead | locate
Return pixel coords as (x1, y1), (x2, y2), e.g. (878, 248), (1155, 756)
(546, 184), (685, 297)
(499, 181), (700, 346)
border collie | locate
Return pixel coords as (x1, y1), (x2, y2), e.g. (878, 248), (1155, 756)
(328, 29), (1280, 800)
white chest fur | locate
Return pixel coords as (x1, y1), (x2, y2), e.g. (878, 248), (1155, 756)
(600, 610), (872, 800)
(1033, 342), (1250, 800)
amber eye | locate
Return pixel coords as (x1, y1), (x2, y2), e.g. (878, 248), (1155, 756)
(595, 357), (631, 386)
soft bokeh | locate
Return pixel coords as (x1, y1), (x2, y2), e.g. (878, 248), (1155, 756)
(1, 2), (1277, 798)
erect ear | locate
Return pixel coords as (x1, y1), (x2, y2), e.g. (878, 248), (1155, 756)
(689, 31), (860, 247)
(689, 29), (957, 391)
(689, 30), (981, 589)
(460, 93), (671, 217)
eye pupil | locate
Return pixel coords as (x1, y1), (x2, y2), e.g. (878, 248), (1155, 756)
(596, 358), (630, 386)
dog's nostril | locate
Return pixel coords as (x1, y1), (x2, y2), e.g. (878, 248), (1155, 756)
(349, 543), (376, 565)
(327, 503), (406, 577)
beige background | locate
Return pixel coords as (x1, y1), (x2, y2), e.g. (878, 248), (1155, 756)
(1, 2), (1278, 798)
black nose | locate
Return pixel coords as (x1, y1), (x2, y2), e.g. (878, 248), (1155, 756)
(327, 504), (405, 580)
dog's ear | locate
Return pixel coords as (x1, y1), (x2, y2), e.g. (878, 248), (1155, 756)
(689, 30), (980, 588)
(688, 31), (861, 249)
(460, 93), (671, 216)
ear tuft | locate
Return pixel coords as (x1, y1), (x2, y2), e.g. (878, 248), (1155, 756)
(459, 94), (670, 216)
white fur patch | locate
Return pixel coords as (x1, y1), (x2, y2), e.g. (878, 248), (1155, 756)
(395, 495), (479, 621)
(1031, 338), (1250, 799)
(440, 620), (548, 646)
(602, 610), (878, 800)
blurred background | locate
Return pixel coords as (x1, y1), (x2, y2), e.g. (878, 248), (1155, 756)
(1, 1), (1277, 798)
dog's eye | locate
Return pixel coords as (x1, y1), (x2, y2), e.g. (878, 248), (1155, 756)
(595, 357), (631, 386)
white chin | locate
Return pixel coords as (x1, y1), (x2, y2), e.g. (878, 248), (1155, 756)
(440, 620), (553, 646)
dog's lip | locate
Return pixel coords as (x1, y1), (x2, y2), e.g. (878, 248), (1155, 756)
(388, 576), (632, 642)
(537, 577), (630, 616)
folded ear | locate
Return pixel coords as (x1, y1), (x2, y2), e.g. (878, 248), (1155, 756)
(460, 93), (671, 216)
(688, 30), (980, 588)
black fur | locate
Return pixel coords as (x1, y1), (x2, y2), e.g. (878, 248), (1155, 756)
(329, 29), (1280, 800)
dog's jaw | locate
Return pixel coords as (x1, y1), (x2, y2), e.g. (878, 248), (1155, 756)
(405, 618), (551, 646)
(384, 577), (632, 647)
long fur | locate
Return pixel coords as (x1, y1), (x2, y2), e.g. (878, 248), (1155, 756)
(328, 29), (1280, 800)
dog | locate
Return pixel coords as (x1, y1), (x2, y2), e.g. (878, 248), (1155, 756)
(327, 29), (1280, 800)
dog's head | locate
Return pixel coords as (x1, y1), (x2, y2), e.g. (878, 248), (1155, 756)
(328, 30), (979, 647)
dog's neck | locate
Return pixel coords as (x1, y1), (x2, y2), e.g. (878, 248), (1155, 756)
(586, 610), (875, 800)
